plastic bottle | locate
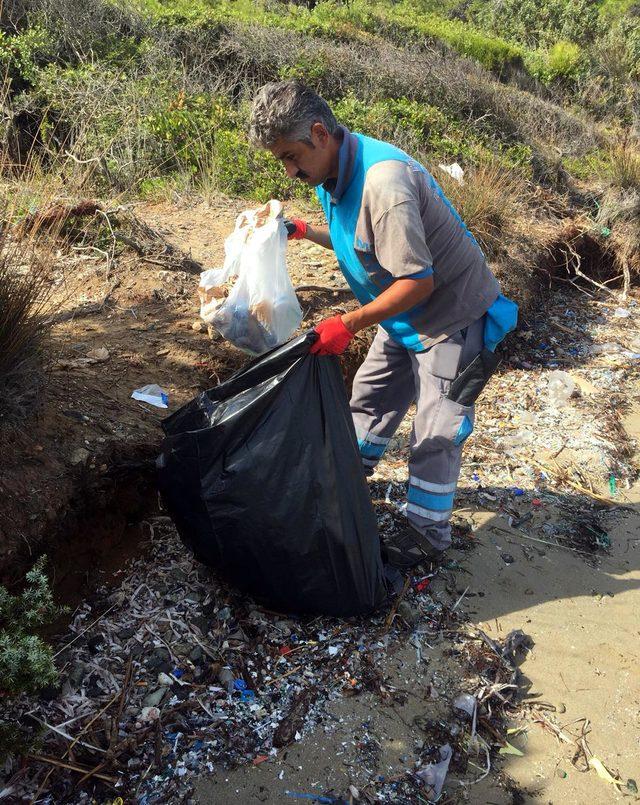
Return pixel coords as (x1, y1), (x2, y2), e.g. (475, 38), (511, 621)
(547, 370), (575, 408)
(590, 342), (624, 355)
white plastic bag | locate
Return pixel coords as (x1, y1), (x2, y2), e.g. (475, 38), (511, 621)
(198, 200), (302, 356)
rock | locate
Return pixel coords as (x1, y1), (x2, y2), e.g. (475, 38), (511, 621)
(274, 621), (291, 637)
(143, 687), (169, 708)
(398, 601), (420, 626)
(217, 667), (234, 691)
(67, 663), (88, 689)
(86, 346), (109, 361)
(70, 447), (91, 466)
(118, 626), (136, 640)
(189, 646), (204, 663)
(147, 648), (171, 670)
(157, 672), (174, 686)
(173, 642), (192, 657)
(217, 606), (232, 621)
(192, 320), (205, 332)
(192, 615), (210, 635)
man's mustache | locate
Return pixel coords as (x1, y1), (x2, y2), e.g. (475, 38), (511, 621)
(296, 170), (310, 180)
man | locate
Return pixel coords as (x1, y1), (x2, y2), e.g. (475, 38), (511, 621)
(249, 81), (517, 569)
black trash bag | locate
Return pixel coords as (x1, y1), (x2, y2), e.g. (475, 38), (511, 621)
(157, 330), (387, 617)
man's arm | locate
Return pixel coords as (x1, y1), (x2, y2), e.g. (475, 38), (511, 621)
(310, 274), (434, 355)
(285, 217), (333, 250)
(305, 225), (333, 250)
(342, 275), (434, 333)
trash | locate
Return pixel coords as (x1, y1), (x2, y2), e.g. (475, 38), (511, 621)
(140, 706), (161, 722)
(499, 741), (524, 756)
(233, 678), (247, 691)
(158, 331), (386, 616)
(416, 743), (452, 799)
(501, 629), (533, 665)
(452, 693), (476, 719)
(588, 756), (625, 789)
(131, 383), (169, 409)
(613, 307), (630, 318)
(627, 779), (638, 794)
(589, 342), (624, 355)
(547, 370), (575, 407)
(284, 793), (337, 804)
(501, 553), (515, 565)
(608, 474), (617, 495)
(438, 162), (464, 183)
(198, 199), (302, 355)
(511, 487), (525, 496)
(240, 689), (255, 702)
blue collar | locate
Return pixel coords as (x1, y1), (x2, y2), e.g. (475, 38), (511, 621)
(322, 125), (358, 204)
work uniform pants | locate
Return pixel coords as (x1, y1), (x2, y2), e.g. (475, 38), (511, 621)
(350, 318), (484, 551)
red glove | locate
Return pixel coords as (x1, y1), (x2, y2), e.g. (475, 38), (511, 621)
(284, 218), (307, 240)
(310, 315), (354, 355)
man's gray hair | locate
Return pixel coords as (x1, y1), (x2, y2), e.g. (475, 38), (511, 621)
(249, 81), (338, 148)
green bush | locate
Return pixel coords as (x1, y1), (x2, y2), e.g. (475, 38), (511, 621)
(0, 24), (56, 90)
(214, 127), (312, 202)
(0, 556), (62, 695)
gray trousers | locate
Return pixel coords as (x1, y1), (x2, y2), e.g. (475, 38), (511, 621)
(350, 318), (484, 550)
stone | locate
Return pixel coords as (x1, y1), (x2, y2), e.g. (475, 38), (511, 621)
(147, 648), (171, 670)
(192, 320), (205, 332)
(70, 447), (91, 466)
(143, 687), (168, 708)
(189, 646), (204, 663)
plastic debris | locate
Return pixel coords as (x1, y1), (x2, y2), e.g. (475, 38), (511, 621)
(612, 307), (629, 317)
(452, 693), (477, 719)
(608, 474), (617, 495)
(199, 199), (302, 355)
(499, 741), (524, 756)
(589, 757), (625, 789)
(438, 162), (464, 183)
(547, 370), (575, 407)
(589, 342), (624, 355)
(416, 743), (452, 799)
(131, 383), (169, 408)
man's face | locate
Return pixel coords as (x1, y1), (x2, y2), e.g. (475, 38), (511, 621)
(269, 122), (336, 187)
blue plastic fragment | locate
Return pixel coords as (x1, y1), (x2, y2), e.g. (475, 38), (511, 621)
(233, 678), (247, 691)
(472, 473), (480, 481)
(284, 793), (336, 803)
(512, 487), (525, 496)
(240, 689), (255, 702)
(172, 668), (184, 679)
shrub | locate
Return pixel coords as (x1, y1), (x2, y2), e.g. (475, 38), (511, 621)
(0, 24), (56, 91)
(605, 145), (640, 190)
(0, 556), (61, 695)
(0, 229), (54, 424)
(435, 161), (528, 259)
(0, 556), (63, 761)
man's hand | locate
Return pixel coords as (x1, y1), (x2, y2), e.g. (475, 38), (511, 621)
(283, 218), (308, 240)
(310, 315), (354, 355)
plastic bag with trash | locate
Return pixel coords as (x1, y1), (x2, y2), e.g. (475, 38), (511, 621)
(157, 331), (387, 617)
(198, 199), (302, 356)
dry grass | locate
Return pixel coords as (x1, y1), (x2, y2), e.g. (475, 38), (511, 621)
(435, 161), (529, 260)
(0, 229), (56, 425)
(606, 145), (640, 190)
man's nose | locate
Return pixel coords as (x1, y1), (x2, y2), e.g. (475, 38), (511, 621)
(284, 159), (298, 179)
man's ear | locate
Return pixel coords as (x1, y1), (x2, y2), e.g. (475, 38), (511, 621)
(310, 121), (330, 148)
